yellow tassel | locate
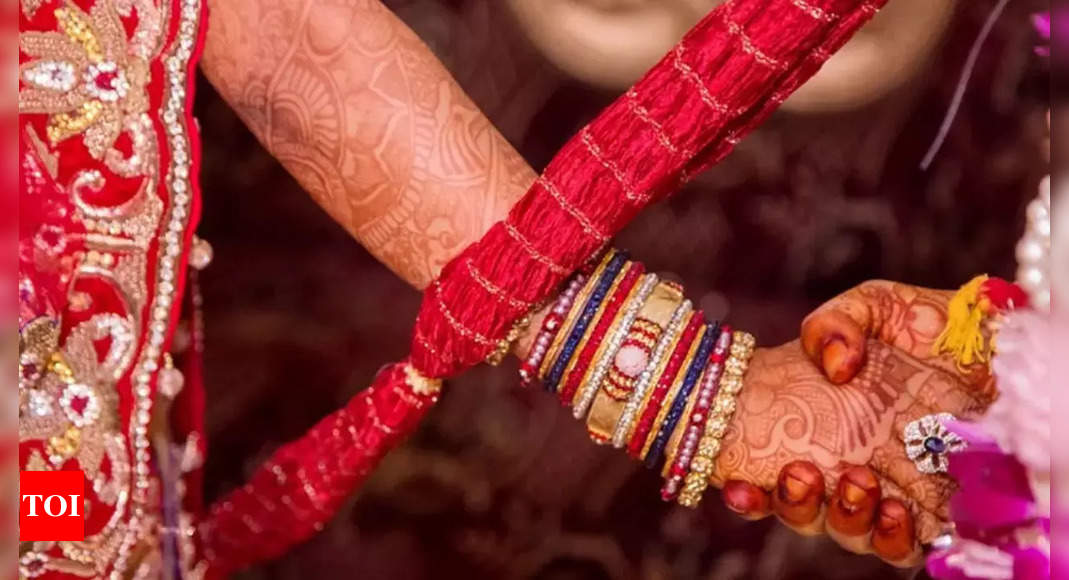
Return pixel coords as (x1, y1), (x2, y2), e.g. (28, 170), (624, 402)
(931, 275), (991, 370)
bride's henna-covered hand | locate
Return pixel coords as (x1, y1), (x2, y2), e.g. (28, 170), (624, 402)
(719, 281), (998, 567)
(726, 463), (921, 566)
(714, 340), (987, 564)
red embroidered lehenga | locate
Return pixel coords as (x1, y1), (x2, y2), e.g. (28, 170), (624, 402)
(18, 0), (887, 577)
(18, 0), (209, 575)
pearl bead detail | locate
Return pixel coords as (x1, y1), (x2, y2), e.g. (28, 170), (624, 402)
(1015, 175), (1051, 311)
(614, 344), (649, 377)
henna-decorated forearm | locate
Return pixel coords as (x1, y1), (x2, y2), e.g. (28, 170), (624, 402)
(201, 0), (536, 289)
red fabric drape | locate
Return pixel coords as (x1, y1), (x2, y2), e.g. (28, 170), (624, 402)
(203, 0), (887, 573)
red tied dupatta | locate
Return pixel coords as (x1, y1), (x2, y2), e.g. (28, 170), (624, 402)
(202, 0), (887, 572)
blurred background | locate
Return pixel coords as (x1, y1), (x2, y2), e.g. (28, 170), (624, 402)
(191, 1), (1049, 578)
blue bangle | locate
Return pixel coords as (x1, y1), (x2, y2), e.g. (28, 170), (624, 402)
(644, 321), (720, 470)
(544, 251), (628, 393)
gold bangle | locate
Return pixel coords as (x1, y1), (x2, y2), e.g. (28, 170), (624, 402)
(584, 281), (680, 442)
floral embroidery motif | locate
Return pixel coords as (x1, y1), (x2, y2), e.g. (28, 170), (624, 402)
(19, 1), (151, 164)
(19, 314), (137, 575)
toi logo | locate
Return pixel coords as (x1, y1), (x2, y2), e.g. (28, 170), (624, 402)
(19, 471), (85, 541)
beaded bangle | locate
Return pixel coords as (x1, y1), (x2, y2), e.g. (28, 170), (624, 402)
(539, 254), (613, 381)
(572, 273), (659, 420)
(629, 314), (704, 459)
(661, 325), (731, 501)
(558, 262), (644, 405)
(611, 299), (692, 448)
(677, 330), (756, 508)
(543, 251), (628, 392)
(519, 274), (587, 387)
(644, 322), (719, 469)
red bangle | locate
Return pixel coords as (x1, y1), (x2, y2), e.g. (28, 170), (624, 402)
(628, 313), (703, 458)
(558, 262), (645, 405)
(661, 325), (732, 500)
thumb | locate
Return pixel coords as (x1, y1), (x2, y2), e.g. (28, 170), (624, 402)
(800, 308), (867, 385)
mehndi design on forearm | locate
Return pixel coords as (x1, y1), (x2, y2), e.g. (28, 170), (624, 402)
(202, 0), (535, 288)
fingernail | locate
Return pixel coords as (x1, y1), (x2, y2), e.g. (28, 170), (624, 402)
(781, 474), (810, 503)
(723, 481), (762, 515)
(840, 467), (877, 507)
(842, 481), (867, 507)
(877, 512), (901, 534)
(822, 338), (856, 384)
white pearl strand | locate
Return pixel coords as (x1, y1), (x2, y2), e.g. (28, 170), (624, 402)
(1016, 175), (1051, 312)
(611, 299), (693, 448)
(573, 273), (660, 420)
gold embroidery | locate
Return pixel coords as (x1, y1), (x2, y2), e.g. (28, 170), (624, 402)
(19, 324), (134, 576)
(19, 2), (152, 162)
(24, 126), (60, 179)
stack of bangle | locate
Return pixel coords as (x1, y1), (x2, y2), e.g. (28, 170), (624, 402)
(523, 250), (756, 507)
(662, 325), (731, 500)
(677, 330), (755, 507)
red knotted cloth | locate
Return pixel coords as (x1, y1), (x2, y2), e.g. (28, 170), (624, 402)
(202, 0), (887, 573)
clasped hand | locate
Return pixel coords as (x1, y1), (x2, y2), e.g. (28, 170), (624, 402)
(713, 281), (994, 567)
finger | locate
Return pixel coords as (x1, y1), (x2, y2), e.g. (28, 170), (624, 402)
(871, 350), (980, 522)
(869, 459), (947, 546)
(871, 498), (923, 567)
(825, 466), (880, 554)
(722, 480), (772, 520)
(771, 461), (826, 535)
(801, 281), (982, 386)
(836, 345), (958, 547)
(800, 309), (866, 385)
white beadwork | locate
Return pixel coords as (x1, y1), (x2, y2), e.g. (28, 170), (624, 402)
(19, 551), (49, 578)
(28, 389), (53, 417)
(60, 382), (101, 427)
(114, 0), (201, 575)
(23, 60), (77, 92)
(83, 61), (129, 102)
